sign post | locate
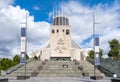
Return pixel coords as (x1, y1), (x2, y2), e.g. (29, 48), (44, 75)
(20, 27), (26, 65)
(90, 13), (103, 80)
(18, 13), (30, 80)
(94, 37), (100, 66)
(20, 23), (27, 77)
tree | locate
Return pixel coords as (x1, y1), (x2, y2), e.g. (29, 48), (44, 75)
(26, 54), (29, 60)
(0, 67), (1, 75)
(13, 55), (20, 65)
(1, 58), (13, 70)
(99, 49), (103, 58)
(88, 49), (103, 59)
(88, 50), (94, 59)
(0, 58), (2, 75)
(108, 39), (120, 59)
(13, 54), (29, 65)
(0, 54), (29, 73)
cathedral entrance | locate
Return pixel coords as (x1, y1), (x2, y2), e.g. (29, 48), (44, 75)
(50, 57), (71, 61)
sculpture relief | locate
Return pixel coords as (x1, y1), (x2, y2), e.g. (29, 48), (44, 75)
(54, 39), (67, 53)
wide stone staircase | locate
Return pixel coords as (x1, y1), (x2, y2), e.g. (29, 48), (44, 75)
(5, 60), (105, 77)
(6, 60), (41, 77)
(37, 61), (82, 77)
(79, 61), (105, 76)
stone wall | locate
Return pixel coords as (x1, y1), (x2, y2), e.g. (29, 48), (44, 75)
(40, 49), (50, 61)
(50, 25), (71, 57)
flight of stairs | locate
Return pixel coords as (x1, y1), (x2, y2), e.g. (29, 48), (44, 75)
(37, 61), (82, 77)
(6, 60), (41, 77)
(5, 60), (105, 77)
(79, 60), (105, 76)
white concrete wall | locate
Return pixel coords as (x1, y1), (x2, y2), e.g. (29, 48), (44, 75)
(30, 50), (41, 58)
(41, 49), (50, 61)
(71, 49), (81, 61)
(31, 47), (88, 61)
(30, 16), (89, 61)
(83, 50), (89, 60)
(50, 25), (71, 57)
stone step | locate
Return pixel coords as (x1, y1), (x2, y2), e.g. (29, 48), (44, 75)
(37, 74), (83, 77)
(5, 60), (105, 77)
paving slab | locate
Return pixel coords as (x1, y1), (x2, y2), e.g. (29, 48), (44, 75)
(7, 77), (111, 82)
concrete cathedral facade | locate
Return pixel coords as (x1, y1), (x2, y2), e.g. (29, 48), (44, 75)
(31, 16), (88, 61)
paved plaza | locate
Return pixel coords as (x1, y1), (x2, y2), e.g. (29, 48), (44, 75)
(3, 77), (111, 82)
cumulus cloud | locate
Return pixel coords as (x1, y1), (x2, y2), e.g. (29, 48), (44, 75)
(0, 5), (50, 58)
(0, 0), (14, 9)
(0, 0), (120, 58)
(33, 6), (40, 10)
(59, 1), (120, 55)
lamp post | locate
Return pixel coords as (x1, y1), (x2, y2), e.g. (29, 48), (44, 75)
(20, 15), (27, 76)
(93, 13), (100, 77)
(18, 13), (30, 80)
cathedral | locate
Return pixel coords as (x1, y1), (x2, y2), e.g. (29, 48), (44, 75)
(31, 16), (88, 61)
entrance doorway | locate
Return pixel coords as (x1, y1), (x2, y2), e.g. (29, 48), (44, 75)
(50, 57), (71, 61)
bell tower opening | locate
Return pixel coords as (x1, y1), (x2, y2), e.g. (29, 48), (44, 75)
(53, 16), (69, 26)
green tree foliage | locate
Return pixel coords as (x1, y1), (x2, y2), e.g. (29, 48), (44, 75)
(1, 58), (13, 70)
(0, 58), (1, 75)
(88, 49), (103, 59)
(108, 39), (120, 60)
(0, 66), (2, 75)
(12, 54), (29, 65)
(26, 54), (29, 60)
(13, 55), (20, 65)
(99, 49), (103, 58)
(88, 50), (94, 59)
(0, 54), (29, 73)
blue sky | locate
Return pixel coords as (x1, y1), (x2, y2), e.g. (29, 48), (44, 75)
(0, 0), (120, 58)
(13, 0), (115, 22)
(14, 0), (66, 22)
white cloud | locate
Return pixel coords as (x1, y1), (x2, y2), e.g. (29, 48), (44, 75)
(0, 0), (14, 9)
(60, 1), (120, 55)
(0, 5), (50, 58)
(33, 6), (40, 10)
(0, 0), (120, 58)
